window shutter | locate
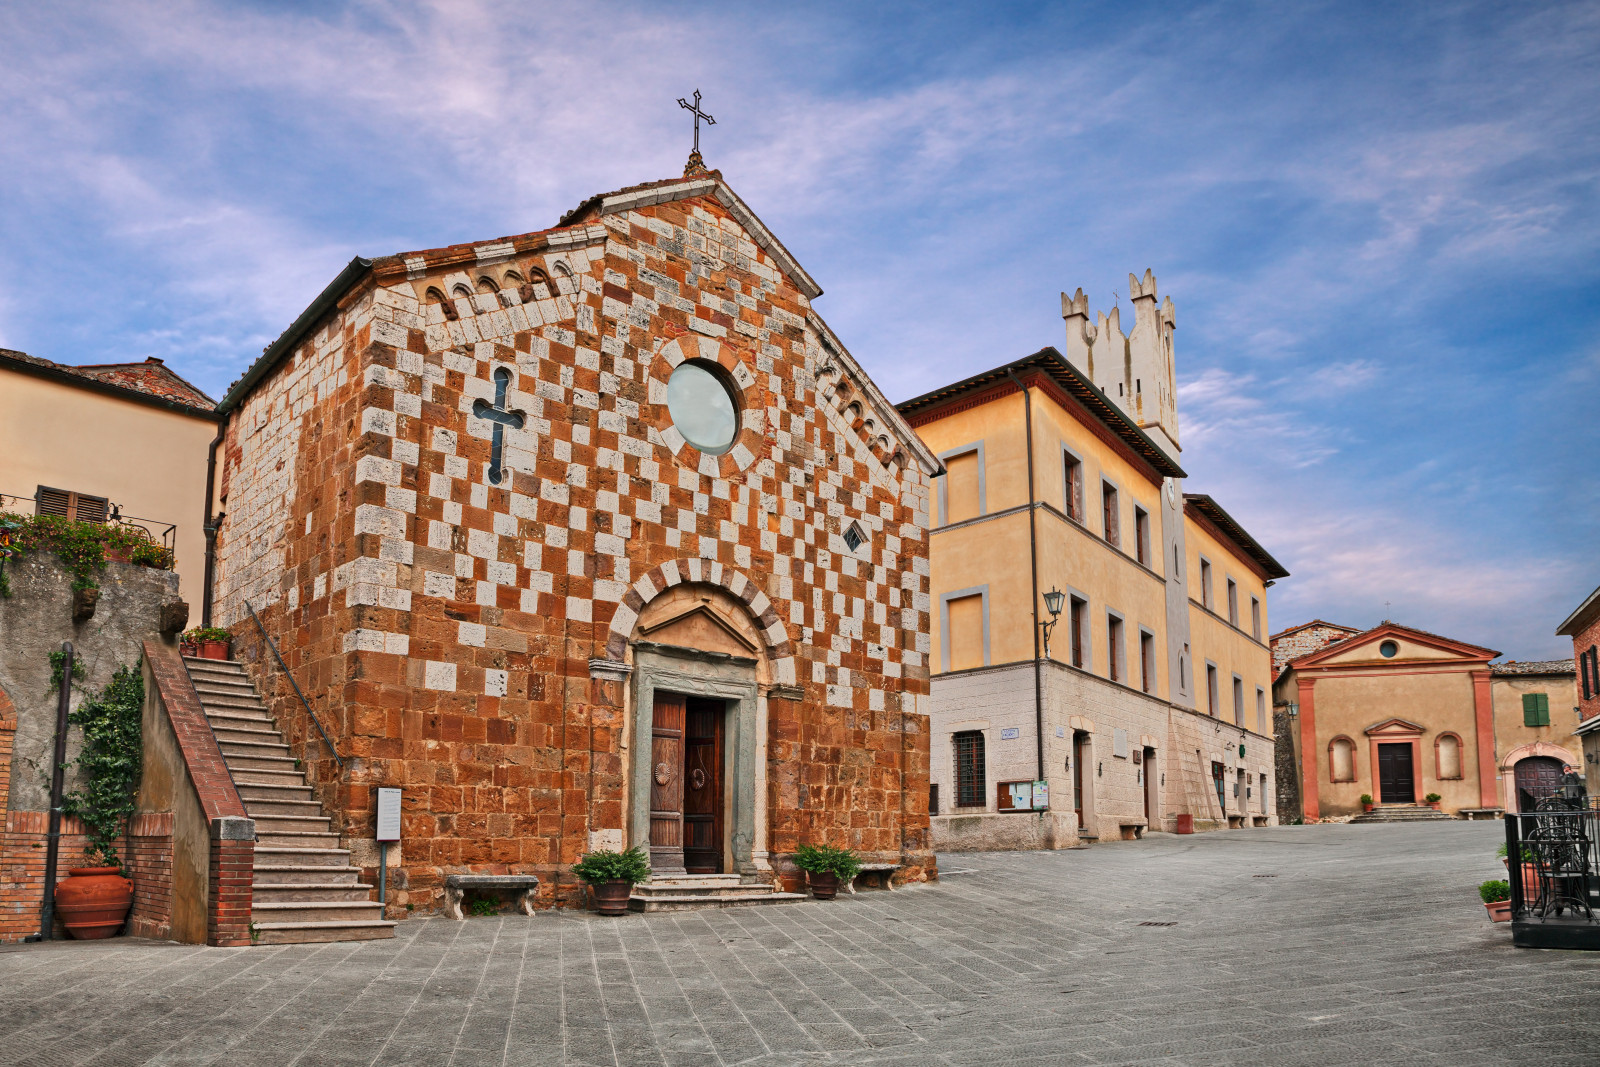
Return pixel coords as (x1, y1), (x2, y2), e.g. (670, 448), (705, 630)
(35, 487), (71, 518)
(1523, 692), (1550, 727)
(34, 486), (108, 524)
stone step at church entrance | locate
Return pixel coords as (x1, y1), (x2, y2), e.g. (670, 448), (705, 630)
(183, 657), (396, 945)
(1349, 804), (1455, 824)
(629, 873), (809, 913)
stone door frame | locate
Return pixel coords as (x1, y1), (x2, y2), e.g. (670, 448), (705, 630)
(628, 643), (761, 876)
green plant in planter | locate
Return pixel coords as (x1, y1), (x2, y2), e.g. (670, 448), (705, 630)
(0, 512), (174, 596)
(571, 846), (651, 885)
(60, 662), (144, 870)
(1424, 792), (1442, 803)
(793, 843), (862, 882)
(1359, 794), (1374, 806)
(1479, 879), (1510, 903)
(181, 627), (233, 644)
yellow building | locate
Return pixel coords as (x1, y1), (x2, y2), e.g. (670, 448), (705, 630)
(896, 274), (1287, 849)
(0, 349), (219, 602)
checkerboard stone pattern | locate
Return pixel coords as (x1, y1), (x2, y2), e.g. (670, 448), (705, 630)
(213, 182), (936, 914)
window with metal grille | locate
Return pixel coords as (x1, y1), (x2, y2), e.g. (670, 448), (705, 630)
(35, 486), (108, 524)
(842, 522), (865, 553)
(953, 731), (986, 807)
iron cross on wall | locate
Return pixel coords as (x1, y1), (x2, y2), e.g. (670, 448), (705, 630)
(472, 367), (525, 485)
(677, 89), (715, 153)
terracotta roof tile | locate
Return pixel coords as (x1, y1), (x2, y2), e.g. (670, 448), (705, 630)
(1, 349), (215, 411)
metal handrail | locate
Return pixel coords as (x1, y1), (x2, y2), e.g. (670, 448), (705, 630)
(243, 599), (344, 770)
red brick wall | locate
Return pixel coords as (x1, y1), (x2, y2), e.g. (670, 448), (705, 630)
(125, 812), (173, 941)
(0, 808), (90, 942)
(1572, 612), (1600, 724)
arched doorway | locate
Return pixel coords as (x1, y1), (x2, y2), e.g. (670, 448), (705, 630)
(1515, 756), (1565, 812)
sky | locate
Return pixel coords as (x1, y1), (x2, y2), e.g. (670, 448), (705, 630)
(1, 0), (1596, 659)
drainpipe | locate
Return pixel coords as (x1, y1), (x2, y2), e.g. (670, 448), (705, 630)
(1005, 369), (1046, 785)
(200, 424), (225, 627)
(29, 641), (73, 942)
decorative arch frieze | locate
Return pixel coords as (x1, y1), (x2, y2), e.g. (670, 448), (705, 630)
(599, 557), (797, 688)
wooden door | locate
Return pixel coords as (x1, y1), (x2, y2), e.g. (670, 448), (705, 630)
(682, 696), (725, 873)
(649, 692), (687, 870)
(1142, 748), (1156, 822)
(1072, 733), (1087, 828)
(1515, 756), (1564, 812)
(1377, 742), (1414, 803)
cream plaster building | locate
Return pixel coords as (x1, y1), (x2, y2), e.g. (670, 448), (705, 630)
(0, 349), (219, 600)
(897, 275), (1288, 850)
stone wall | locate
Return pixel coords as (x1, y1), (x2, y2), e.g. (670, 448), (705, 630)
(213, 177), (937, 911)
(0, 554), (182, 942)
(1273, 707), (1303, 822)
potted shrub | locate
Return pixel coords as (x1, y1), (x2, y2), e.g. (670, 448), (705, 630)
(182, 627), (232, 661)
(1498, 843), (1541, 900)
(793, 843), (862, 900)
(1359, 794), (1374, 813)
(1479, 878), (1511, 922)
(1424, 792), (1442, 811)
(56, 663), (143, 939)
(571, 846), (650, 916)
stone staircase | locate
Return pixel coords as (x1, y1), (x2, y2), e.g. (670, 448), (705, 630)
(184, 657), (395, 945)
(1350, 804), (1455, 824)
(629, 873), (809, 912)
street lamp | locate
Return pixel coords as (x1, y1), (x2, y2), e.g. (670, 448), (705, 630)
(1040, 587), (1065, 659)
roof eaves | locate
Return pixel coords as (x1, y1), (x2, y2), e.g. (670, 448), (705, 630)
(0, 348), (220, 421)
(1557, 583), (1600, 637)
(805, 311), (940, 477)
(1183, 493), (1290, 580)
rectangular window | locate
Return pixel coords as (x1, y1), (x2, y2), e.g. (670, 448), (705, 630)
(929, 783), (939, 817)
(1069, 595), (1088, 669)
(945, 593), (986, 672)
(1140, 631), (1155, 694)
(1523, 692), (1551, 727)
(1200, 558), (1212, 609)
(953, 731), (986, 807)
(1256, 687), (1266, 733)
(1227, 579), (1239, 626)
(943, 450), (982, 525)
(1102, 482), (1119, 546)
(35, 486), (109, 524)
(1207, 664), (1219, 717)
(997, 780), (1034, 812)
(1251, 596), (1262, 640)
(1063, 451), (1083, 522)
(1107, 614), (1124, 682)
(1134, 506), (1150, 565)
(1233, 675), (1244, 725)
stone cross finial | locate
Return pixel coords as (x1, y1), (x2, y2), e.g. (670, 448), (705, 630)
(471, 367), (525, 485)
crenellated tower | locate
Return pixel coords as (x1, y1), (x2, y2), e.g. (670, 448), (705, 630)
(1060, 270), (1179, 459)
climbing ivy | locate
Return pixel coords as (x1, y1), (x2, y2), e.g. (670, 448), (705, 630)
(0, 512), (174, 595)
(61, 662), (144, 870)
(48, 648), (86, 692)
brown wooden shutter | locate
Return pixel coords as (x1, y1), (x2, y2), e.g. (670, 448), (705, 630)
(35, 486), (108, 524)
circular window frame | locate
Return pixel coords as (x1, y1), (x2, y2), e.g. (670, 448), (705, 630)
(650, 336), (766, 477)
(666, 358), (742, 457)
(1379, 640), (1399, 658)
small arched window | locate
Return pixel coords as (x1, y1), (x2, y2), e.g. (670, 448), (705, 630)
(1329, 736), (1356, 783)
(1436, 733), (1463, 780)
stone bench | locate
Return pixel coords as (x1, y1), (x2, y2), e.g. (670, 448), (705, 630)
(846, 863), (899, 894)
(443, 874), (540, 919)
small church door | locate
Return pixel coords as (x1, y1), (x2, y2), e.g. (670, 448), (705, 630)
(682, 696), (726, 873)
(649, 692), (687, 869)
(1377, 742), (1415, 804)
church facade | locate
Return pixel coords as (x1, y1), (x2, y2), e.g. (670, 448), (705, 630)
(210, 169), (939, 910)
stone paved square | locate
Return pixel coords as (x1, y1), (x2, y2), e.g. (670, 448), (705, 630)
(4, 822), (1598, 1066)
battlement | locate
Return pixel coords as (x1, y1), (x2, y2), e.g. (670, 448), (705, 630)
(1058, 269), (1180, 458)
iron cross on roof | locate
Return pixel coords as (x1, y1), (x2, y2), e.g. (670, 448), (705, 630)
(677, 89), (715, 154)
(472, 367), (525, 485)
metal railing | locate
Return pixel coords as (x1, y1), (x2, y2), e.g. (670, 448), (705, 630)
(1505, 796), (1600, 948)
(243, 598), (344, 770)
(1, 490), (178, 564)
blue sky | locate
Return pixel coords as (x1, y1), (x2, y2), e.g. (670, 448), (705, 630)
(2, 1), (1596, 658)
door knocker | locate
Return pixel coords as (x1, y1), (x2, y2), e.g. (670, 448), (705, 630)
(690, 768), (706, 791)
(655, 762), (671, 785)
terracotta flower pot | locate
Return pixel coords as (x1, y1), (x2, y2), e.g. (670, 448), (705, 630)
(1484, 899), (1511, 922)
(591, 880), (633, 916)
(55, 867), (133, 940)
(198, 639), (230, 661)
(807, 871), (839, 900)
(179, 641), (198, 657)
(1428, 801), (1441, 811)
(1362, 803), (1374, 813)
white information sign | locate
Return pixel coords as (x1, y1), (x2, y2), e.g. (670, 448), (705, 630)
(376, 787), (402, 842)
(1031, 780), (1049, 810)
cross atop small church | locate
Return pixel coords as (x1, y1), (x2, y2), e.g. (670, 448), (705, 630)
(677, 89), (715, 175)
(472, 367), (525, 485)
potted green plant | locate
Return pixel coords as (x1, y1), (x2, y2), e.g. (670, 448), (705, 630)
(571, 846), (650, 915)
(1498, 842), (1541, 900)
(1424, 792), (1442, 811)
(182, 626), (232, 661)
(1479, 878), (1511, 922)
(1359, 794), (1374, 813)
(56, 663), (143, 939)
(793, 843), (862, 900)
